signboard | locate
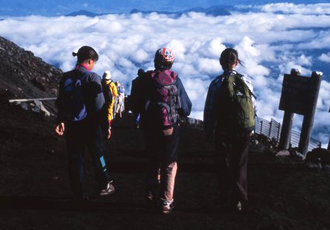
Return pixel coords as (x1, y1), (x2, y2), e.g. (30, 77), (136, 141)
(279, 74), (319, 115)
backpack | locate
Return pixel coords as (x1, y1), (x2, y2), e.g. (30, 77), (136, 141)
(56, 70), (87, 122)
(102, 80), (113, 104)
(145, 70), (181, 128)
(216, 73), (255, 132)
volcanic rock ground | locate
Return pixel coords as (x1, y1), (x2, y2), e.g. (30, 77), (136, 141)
(1, 35), (330, 230)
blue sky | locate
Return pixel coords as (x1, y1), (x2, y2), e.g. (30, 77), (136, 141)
(0, 0), (329, 16)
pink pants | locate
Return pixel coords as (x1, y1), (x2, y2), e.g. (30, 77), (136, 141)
(145, 125), (180, 202)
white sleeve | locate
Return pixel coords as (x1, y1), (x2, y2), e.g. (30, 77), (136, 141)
(242, 75), (256, 108)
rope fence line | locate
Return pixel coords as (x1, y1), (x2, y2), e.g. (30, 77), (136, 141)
(9, 97), (321, 151)
(8, 98), (57, 103)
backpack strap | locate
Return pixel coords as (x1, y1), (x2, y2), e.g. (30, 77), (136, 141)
(225, 73), (256, 99)
(236, 74), (257, 99)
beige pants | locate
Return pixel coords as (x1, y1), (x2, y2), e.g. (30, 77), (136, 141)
(145, 125), (180, 203)
(161, 162), (177, 201)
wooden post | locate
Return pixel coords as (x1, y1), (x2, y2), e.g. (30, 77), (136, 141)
(278, 111), (294, 150)
(298, 71), (322, 155)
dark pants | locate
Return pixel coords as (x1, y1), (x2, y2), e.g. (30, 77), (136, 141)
(65, 120), (112, 196)
(215, 131), (250, 205)
(144, 124), (180, 202)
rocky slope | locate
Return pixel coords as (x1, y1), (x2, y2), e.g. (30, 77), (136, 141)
(0, 35), (61, 114)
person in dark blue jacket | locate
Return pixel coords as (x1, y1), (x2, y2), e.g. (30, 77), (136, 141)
(129, 48), (192, 214)
(55, 46), (115, 200)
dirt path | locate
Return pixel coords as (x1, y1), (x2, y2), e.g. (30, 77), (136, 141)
(1, 106), (330, 230)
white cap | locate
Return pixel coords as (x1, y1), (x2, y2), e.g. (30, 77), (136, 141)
(103, 70), (112, 80)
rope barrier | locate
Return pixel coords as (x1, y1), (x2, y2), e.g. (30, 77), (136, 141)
(8, 98), (57, 103)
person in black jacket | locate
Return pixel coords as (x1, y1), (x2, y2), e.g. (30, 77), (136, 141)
(55, 46), (115, 200)
(204, 48), (255, 211)
(129, 48), (192, 214)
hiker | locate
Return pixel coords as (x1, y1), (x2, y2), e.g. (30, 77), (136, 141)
(119, 83), (126, 116)
(55, 46), (115, 200)
(115, 82), (125, 118)
(102, 70), (118, 126)
(129, 47), (192, 214)
(127, 69), (145, 128)
(204, 48), (256, 211)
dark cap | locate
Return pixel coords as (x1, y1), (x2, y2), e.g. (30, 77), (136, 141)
(72, 46), (99, 63)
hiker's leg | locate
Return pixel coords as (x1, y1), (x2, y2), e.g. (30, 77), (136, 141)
(231, 134), (250, 203)
(159, 125), (180, 202)
(160, 161), (177, 202)
(87, 123), (112, 189)
(109, 100), (115, 121)
(214, 133), (232, 205)
(144, 128), (162, 201)
(146, 157), (161, 201)
(65, 121), (86, 196)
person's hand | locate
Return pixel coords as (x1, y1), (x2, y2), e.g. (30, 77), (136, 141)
(107, 128), (111, 139)
(55, 122), (65, 136)
(162, 127), (173, 136)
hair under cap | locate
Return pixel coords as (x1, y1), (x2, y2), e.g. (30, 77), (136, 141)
(72, 46), (99, 63)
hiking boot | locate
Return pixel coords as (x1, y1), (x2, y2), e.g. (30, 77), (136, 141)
(145, 190), (153, 201)
(99, 181), (115, 196)
(145, 190), (158, 209)
(145, 181), (160, 208)
(229, 200), (244, 212)
(159, 199), (174, 214)
(236, 201), (242, 211)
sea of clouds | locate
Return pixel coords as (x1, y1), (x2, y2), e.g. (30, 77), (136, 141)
(1, 3), (330, 145)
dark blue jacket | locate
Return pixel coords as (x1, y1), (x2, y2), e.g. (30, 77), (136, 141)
(57, 65), (108, 130)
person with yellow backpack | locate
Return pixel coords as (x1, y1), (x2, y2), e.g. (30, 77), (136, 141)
(102, 70), (118, 127)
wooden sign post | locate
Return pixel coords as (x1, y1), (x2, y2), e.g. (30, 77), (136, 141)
(278, 69), (322, 155)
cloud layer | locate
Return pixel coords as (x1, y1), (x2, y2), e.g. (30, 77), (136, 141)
(1, 3), (330, 145)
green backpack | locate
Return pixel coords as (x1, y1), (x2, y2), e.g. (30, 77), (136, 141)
(216, 74), (255, 133)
